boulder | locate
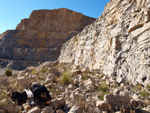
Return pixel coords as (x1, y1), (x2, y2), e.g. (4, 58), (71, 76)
(84, 78), (95, 92)
(3, 103), (22, 113)
(146, 105), (150, 111)
(63, 101), (74, 112)
(132, 94), (141, 101)
(41, 106), (54, 113)
(56, 109), (65, 113)
(67, 84), (77, 92)
(51, 98), (65, 110)
(46, 83), (60, 90)
(71, 69), (82, 76)
(28, 107), (41, 113)
(44, 74), (58, 84)
(22, 103), (31, 112)
(104, 91), (130, 111)
(68, 105), (83, 113)
(0, 109), (7, 113)
(116, 76), (124, 84)
(96, 101), (111, 111)
(15, 76), (32, 90)
(49, 67), (60, 76)
(0, 98), (8, 107)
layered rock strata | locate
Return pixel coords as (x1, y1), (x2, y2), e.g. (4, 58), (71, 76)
(0, 8), (95, 70)
(59, 0), (150, 86)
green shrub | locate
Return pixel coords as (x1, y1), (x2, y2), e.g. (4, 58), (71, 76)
(82, 73), (91, 80)
(97, 82), (109, 92)
(131, 84), (143, 93)
(50, 88), (55, 93)
(140, 91), (150, 99)
(5, 69), (12, 76)
(31, 69), (36, 75)
(59, 71), (71, 85)
(38, 75), (45, 80)
(97, 82), (110, 100)
(0, 90), (8, 100)
(99, 91), (110, 100)
(146, 85), (150, 90)
(97, 86), (109, 92)
(56, 89), (61, 95)
(40, 66), (48, 73)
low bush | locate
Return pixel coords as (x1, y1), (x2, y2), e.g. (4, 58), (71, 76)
(38, 75), (45, 80)
(146, 85), (150, 90)
(97, 86), (109, 92)
(97, 82), (110, 100)
(0, 90), (8, 100)
(140, 91), (150, 99)
(59, 71), (71, 85)
(82, 73), (91, 80)
(5, 69), (12, 76)
(97, 82), (109, 92)
(99, 91), (110, 100)
(40, 66), (48, 73)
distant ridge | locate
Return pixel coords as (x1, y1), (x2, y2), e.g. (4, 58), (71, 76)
(0, 8), (96, 70)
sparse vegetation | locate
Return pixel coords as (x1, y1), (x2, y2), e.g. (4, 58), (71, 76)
(140, 91), (150, 99)
(1, 62), (150, 112)
(97, 85), (109, 92)
(0, 90), (8, 100)
(50, 88), (55, 93)
(59, 71), (71, 85)
(56, 89), (61, 95)
(40, 66), (48, 73)
(137, 84), (143, 90)
(131, 84), (143, 93)
(82, 73), (91, 80)
(38, 75), (45, 80)
(5, 69), (12, 76)
(97, 82), (110, 100)
(146, 85), (150, 90)
(99, 91), (110, 100)
(31, 69), (37, 75)
(97, 82), (109, 92)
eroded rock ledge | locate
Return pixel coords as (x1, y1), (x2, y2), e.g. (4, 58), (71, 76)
(0, 8), (95, 70)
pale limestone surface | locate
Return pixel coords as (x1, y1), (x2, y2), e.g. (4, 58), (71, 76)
(59, 0), (150, 86)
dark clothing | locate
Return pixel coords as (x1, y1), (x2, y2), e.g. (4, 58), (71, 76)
(10, 85), (51, 106)
(32, 85), (51, 106)
(10, 91), (27, 105)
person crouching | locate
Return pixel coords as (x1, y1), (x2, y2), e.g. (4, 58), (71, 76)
(31, 84), (52, 107)
(10, 84), (51, 107)
(10, 91), (27, 105)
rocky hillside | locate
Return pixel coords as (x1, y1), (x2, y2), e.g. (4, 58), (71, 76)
(0, 62), (150, 112)
(59, 0), (150, 86)
(0, 8), (95, 70)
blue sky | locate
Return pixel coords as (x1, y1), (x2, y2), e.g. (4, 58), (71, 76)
(0, 0), (110, 34)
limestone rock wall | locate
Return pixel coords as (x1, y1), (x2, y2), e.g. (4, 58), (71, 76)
(0, 8), (95, 70)
(59, 0), (150, 86)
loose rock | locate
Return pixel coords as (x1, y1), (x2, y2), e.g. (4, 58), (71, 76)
(68, 105), (83, 113)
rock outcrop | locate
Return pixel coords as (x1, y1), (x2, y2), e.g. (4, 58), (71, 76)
(59, 0), (150, 86)
(0, 8), (95, 70)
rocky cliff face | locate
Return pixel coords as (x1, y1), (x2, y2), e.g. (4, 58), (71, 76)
(0, 8), (95, 70)
(59, 0), (150, 86)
